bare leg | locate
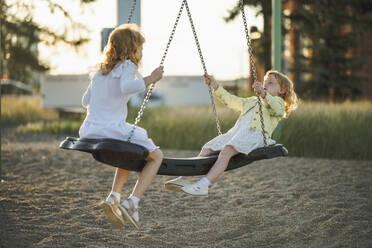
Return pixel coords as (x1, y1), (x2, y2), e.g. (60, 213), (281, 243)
(100, 168), (130, 226)
(184, 148), (215, 179)
(165, 148), (218, 189)
(198, 147), (215, 157)
(131, 149), (163, 198)
(112, 168), (130, 194)
(180, 148), (215, 180)
(205, 145), (239, 183)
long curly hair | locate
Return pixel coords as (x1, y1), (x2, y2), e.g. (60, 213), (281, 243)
(100, 24), (145, 75)
(265, 70), (298, 117)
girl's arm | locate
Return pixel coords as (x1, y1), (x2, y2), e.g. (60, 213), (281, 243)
(120, 65), (164, 94)
(204, 74), (247, 112)
(214, 87), (248, 112)
(82, 83), (91, 108)
(120, 64), (146, 95)
(252, 81), (285, 116)
(143, 66), (164, 86)
(264, 93), (285, 117)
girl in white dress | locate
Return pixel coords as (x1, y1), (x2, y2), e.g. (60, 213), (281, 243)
(165, 72), (298, 196)
(79, 24), (164, 229)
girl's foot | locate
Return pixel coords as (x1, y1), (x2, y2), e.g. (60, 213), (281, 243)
(181, 177), (210, 196)
(99, 194), (124, 227)
(181, 183), (208, 196)
(164, 176), (190, 192)
(119, 198), (140, 229)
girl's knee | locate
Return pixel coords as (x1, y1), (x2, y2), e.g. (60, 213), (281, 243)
(220, 145), (238, 157)
(147, 149), (163, 161)
(199, 148), (213, 157)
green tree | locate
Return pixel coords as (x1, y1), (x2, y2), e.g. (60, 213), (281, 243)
(226, 0), (372, 99)
(289, 0), (372, 99)
(0, 0), (96, 85)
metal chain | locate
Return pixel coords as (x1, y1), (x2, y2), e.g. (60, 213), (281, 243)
(159, 1), (186, 66)
(184, 0), (222, 135)
(239, 0), (268, 147)
(127, 0), (137, 23)
(128, 1), (186, 142)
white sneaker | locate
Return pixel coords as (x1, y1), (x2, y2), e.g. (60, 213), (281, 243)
(164, 177), (190, 192)
(181, 183), (208, 196)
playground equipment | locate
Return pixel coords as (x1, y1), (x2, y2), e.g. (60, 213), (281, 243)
(60, 0), (288, 175)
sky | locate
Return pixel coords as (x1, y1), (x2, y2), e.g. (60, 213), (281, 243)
(37, 0), (263, 80)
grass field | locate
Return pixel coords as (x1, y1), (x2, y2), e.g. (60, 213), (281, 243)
(1, 96), (58, 124)
(2, 96), (372, 160)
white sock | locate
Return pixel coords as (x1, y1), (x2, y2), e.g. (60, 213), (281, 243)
(128, 194), (140, 208)
(122, 195), (140, 222)
(122, 195), (140, 209)
(107, 191), (120, 204)
(195, 177), (211, 188)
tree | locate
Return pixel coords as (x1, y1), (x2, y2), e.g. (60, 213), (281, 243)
(224, 0), (272, 73)
(0, 0), (96, 85)
(226, 0), (372, 99)
(288, 0), (372, 99)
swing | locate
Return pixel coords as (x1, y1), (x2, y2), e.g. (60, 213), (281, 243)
(59, 0), (288, 176)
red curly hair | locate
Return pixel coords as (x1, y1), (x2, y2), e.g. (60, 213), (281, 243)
(100, 24), (145, 75)
(265, 70), (298, 117)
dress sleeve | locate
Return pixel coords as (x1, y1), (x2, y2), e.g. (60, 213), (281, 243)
(119, 62), (146, 94)
(82, 83), (91, 108)
(213, 86), (247, 112)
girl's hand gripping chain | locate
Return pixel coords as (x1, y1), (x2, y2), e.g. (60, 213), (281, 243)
(150, 66), (164, 83)
(203, 74), (219, 91)
(252, 81), (266, 99)
(145, 66), (164, 86)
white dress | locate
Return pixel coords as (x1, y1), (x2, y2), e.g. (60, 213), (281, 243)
(79, 60), (158, 152)
(203, 104), (275, 155)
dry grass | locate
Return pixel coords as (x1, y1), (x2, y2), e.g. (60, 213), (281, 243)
(2, 96), (372, 160)
(1, 96), (58, 124)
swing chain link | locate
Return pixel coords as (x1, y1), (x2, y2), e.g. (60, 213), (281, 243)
(128, 1), (186, 142)
(239, 0), (268, 147)
(184, 0), (222, 136)
(127, 0), (137, 24)
(160, 1), (186, 66)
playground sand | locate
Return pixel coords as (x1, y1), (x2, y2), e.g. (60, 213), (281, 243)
(1, 127), (372, 248)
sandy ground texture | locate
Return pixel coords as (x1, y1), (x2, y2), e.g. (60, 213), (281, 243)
(1, 127), (372, 248)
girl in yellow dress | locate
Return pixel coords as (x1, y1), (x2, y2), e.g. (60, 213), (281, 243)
(165, 71), (298, 196)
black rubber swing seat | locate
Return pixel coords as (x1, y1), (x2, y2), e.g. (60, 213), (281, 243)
(59, 137), (288, 176)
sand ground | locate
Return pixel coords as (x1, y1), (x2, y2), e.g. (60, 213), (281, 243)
(1, 127), (372, 248)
